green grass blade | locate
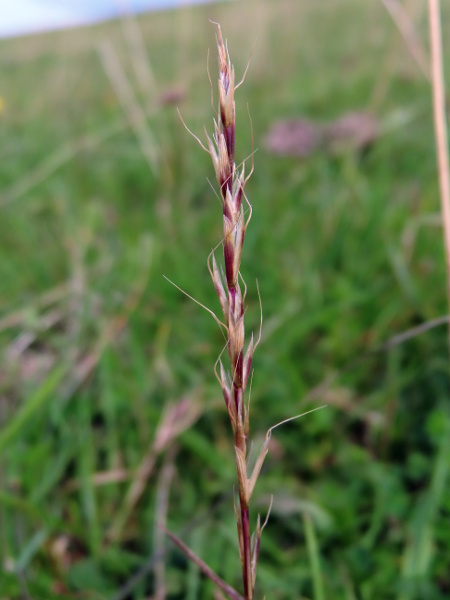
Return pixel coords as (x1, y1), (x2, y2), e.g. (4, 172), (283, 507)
(303, 513), (325, 600)
(0, 365), (66, 453)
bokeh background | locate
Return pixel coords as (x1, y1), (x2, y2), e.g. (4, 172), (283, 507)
(1, 1), (450, 598)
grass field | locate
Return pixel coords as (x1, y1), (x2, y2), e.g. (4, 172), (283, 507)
(1, 0), (450, 598)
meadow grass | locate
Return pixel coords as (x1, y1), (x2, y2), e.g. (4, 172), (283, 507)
(1, 1), (450, 598)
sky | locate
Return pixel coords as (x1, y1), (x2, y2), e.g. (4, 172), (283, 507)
(0, 0), (217, 38)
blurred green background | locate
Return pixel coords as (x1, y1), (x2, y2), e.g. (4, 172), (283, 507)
(1, 0), (450, 598)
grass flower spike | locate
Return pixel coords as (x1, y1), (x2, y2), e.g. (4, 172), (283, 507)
(170, 24), (270, 600)
(207, 25), (265, 600)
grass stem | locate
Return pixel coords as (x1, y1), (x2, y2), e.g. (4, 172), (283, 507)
(428, 0), (450, 342)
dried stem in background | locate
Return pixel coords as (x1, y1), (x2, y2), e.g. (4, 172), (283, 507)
(161, 526), (244, 600)
(372, 0), (427, 110)
(97, 40), (159, 173)
(107, 397), (201, 542)
(428, 0), (450, 329)
(119, 4), (157, 112)
(153, 445), (177, 600)
(382, 0), (430, 78)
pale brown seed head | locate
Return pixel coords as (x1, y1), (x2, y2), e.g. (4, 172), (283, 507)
(217, 133), (231, 193)
(223, 214), (235, 288)
(231, 211), (246, 287)
(216, 25), (228, 80)
(211, 254), (228, 320)
(205, 131), (220, 184)
(229, 313), (244, 373)
(247, 437), (270, 503)
(243, 334), (254, 391)
(234, 446), (249, 507)
(218, 69), (235, 128)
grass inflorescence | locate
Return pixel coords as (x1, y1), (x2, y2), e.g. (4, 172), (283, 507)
(1, 1), (450, 598)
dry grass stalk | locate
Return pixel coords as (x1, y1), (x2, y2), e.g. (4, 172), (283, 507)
(98, 40), (159, 173)
(107, 396), (201, 542)
(428, 0), (450, 330)
(168, 24), (271, 599)
(161, 526), (244, 600)
(205, 25), (269, 599)
(170, 22), (328, 598)
(382, 0), (430, 79)
(153, 445), (178, 600)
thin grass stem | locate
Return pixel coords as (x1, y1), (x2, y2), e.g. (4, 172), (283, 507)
(428, 0), (450, 348)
